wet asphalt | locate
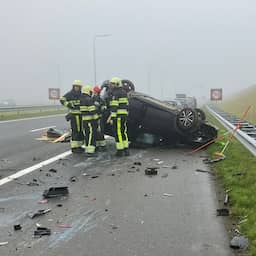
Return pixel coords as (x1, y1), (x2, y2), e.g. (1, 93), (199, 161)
(0, 116), (234, 256)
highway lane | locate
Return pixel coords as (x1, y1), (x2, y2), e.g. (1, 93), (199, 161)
(0, 115), (70, 178)
(0, 147), (234, 256)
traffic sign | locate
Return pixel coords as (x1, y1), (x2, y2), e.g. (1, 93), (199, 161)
(48, 88), (60, 100)
(210, 88), (223, 101)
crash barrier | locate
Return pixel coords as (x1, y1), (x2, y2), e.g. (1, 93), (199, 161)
(206, 105), (256, 156)
(0, 105), (64, 112)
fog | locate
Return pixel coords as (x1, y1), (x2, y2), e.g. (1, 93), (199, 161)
(0, 0), (256, 104)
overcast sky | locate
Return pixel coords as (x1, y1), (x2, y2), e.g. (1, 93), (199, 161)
(0, 0), (256, 104)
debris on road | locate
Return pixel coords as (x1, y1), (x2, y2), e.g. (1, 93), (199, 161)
(49, 168), (57, 173)
(57, 224), (72, 228)
(161, 173), (168, 178)
(232, 172), (246, 177)
(34, 227), (51, 237)
(171, 165), (178, 169)
(36, 128), (70, 143)
(13, 224), (22, 231)
(133, 162), (142, 166)
(163, 193), (173, 197)
(38, 199), (48, 204)
(224, 194), (229, 206)
(216, 208), (230, 216)
(70, 176), (78, 182)
(56, 204), (63, 207)
(145, 167), (158, 176)
(0, 242), (8, 246)
(28, 209), (51, 219)
(195, 169), (210, 174)
(230, 236), (249, 250)
(91, 175), (99, 179)
(162, 165), (172, 168)
(43, 187), (69, 198)
(158, 161), (164, 165)
(203, 157), (226, 164)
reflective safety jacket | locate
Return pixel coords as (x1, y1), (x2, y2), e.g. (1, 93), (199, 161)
(60, 89), (81, 114)
(109, 87), (129, 118)
(93, 94), (107, 117)
(80, 94), (98, 121)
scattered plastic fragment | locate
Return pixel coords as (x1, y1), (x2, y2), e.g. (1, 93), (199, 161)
(90, 198), (96, 202)
(195, 169), (210, 174)
(133, 162), (142, 166)
(49, 168), (57, 173)
(161, 173), (168, 178)
(91, 175), (99, 179)
(230, 236), (249, 250)
(14, 225), (22, 231)
(203, 157), (225, 164)
(224, 194), (229, 206)
(0, 242), (8, 246)
(28, 209), (51, 219)
(34, 227), (51, 237)
(43, 187), (69, 198)
(171, 165), (178, 169)
(163, 193), (173, 197)
(145, 167), (158, 176)
(216, 208), (229, 216)
(162, 165), (172, 168)
(38, 199), (48, 204)
(56, 204), (63, 207)
(57, 224), (72, 228)
(70, 176), (78, 182)
(158, 161), (164, 165)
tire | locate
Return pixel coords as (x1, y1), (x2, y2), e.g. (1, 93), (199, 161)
(176, 108), (199, 132)
(122, 79), (135, 92)
(195, 108), (206, 121)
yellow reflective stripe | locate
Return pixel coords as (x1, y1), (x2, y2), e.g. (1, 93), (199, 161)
(70, 100), (80, 105)
(110, 100), (118, 106)
(86, 145), (95, 153)
(111, 112), (117, 118)
(116, 142), (124, 150)
(117, 109), (128, 114)
(119, 98), (128, 104)
(93, 114), (99, 120)
(123, 121), (129, 148)
(70, 110), (81, 114)
(82, 116), (93, 121)
(88, 123), (92, 147)
(117, 117), (123, 144)
(71, 140), (82, 148)
(88, 106), (96, 111)
(80, 106), (90, 111)
(76, 115), (80, 132)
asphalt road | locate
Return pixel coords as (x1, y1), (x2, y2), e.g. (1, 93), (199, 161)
(0, 115), (234, 256)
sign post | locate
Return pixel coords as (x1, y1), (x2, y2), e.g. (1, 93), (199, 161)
(210, 88), (223, 102)
(48, 88), (60, 104)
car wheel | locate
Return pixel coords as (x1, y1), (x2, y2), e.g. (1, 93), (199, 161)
(176, 108), (198, 131)
(122, 80), (135, 92)
(195, 108), (206, 121)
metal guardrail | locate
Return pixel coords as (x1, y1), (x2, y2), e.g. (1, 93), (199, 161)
(0, 105), (64, 112)
(206, 105), (256, 156)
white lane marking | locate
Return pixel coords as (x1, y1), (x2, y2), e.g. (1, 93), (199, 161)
(30, 126), (56, 132)
(0, 114), (65, 124)
(0, 150), (71, 187)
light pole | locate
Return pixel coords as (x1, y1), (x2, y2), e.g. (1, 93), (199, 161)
(93, 34), (112, 85)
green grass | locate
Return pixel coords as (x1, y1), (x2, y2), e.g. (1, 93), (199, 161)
(219, 84), (256, 124)
(206, 110), (256, 255)
(0, 108), (66, 121)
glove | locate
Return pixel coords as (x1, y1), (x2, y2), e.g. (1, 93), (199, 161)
(67, 102), (74, 109)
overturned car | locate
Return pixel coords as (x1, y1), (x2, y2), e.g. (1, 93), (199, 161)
(101, 80), (217, 147)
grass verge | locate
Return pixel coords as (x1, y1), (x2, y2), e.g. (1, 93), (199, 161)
(0, 109), (66, 121)
(206, 109), (256, 255)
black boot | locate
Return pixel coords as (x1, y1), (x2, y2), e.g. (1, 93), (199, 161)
(124, 148), (130, 156)
(115, 150), (124, 157)
(72, 147), (84, 153)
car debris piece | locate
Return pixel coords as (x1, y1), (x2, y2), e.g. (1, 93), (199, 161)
(0, 242), (8, 246)
(133, 162), (142, 166)
(57, 224), (72, 228)
(163, 193), (173, 197)
(162, 165), (172, 168)
(28, 209), (51, 219)
(195, 169), (210, 174)
(224, 194), (229, 206)
(13, 225), (22, 231)
(216, 208), (230, 216)
(38, 199), (48, 204)
(70, 176), (78, 182)
(145, 167), (158, 176)
(43, 187), (69, 198)
(34, 227), (51, 237)
(161, 173), (169, 178)
(230, 236), (249, 250)
(49, 168), (57, 173)
(171, 165), (178, 169)
(56, 204), (63, 207)
(203, 157), (225, 164)
(37, 128), (71, 143)
(91, 175), (99, 179)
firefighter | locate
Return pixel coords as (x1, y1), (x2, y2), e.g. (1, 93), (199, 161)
(60, 80), (84, 153)
(108, 77), (129, 156)
(80, 85), (97, 156)
(93, 85), (107, 151)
